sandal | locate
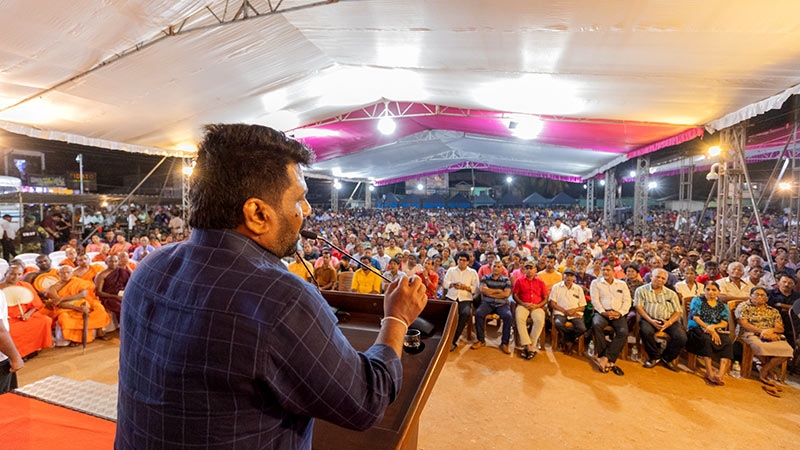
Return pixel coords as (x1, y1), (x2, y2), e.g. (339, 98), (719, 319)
(760, 378), (783, 391)
(610, 365), (625, 376)
(704, 376), (718, 387)
(519, 349), (530, 359)
(591, 357), (607, 373)
(525, 350), (537, 360)
(762, 385), (781, 397)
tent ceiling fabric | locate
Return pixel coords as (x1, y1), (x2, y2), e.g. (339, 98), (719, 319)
(2, 1), (800, 178)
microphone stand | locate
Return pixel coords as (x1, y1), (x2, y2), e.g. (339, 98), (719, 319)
(302, 230), (392, 283)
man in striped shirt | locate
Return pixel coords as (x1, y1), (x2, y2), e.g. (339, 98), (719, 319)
(633, 268), (686, 371)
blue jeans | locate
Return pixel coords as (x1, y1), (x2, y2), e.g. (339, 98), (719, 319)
(474, 301), (512, 345)
(43, 238), (54, 255)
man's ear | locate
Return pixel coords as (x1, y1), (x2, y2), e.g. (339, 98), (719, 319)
(241, 198), (277, 236)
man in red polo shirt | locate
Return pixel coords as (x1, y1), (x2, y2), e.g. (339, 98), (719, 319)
(513, 260), (549, 360)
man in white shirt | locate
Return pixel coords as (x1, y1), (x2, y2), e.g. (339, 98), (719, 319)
(590, 262), (632, 375)
(549, 268), (587, 351)
(547, 218), (571, 249)
(572, 220), (593, 245)
(385, 218), (401, 236)
(718, 262), (754, 302)
(0, 289), (24, 393)
(168, 214), (185, 236)
(589, 239), (604, 260)
(444, 251), (479, 352)
(1, 214), (19, 261)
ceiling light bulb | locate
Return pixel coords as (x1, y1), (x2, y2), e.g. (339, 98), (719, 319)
(630, 170), (636, 178)
(417, 183), (424, 191)
(600, 179), (606, 186)
(182, 166), (194, 177)
(779, 182), (791, 191)
(708, 146), (721, 157)
(648, 181), (657, 189)
(333, 180), (342, 190)
(506, 176), (513, 183)
(377, 116), (396, 135)
(368, 185), (375, 191)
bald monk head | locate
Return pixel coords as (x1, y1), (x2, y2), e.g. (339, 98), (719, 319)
(58, 265), (74, 283)
(106, 254), (119, 271)
(3, 265), (24, 285)
(77, 254), (91, 269)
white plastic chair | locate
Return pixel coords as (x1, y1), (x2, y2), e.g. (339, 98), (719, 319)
(85, 252), (99, 262)
(49, 251), (67, 267)
(0, 259), (8, 275)
(16, 253), (40, 268)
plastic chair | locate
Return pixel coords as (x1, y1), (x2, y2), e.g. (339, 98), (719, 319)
(16, 253), (40, 267)
(49, 251), (67, 267)
(85, 252), (99, 261)
(0, 259), (8, 275)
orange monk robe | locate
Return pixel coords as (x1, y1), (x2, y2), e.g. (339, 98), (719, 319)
(6, 281), (53, 357)
(23, 266), (37, 275)
(52, 277), (110, 344)
(77, 264), (105, 284)
(92, 253), (107, 262)
(59, 259), (76, 267)
(127, 262), (137, 271)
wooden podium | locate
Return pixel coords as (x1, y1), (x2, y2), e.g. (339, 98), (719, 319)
(313, 291), (456, 450)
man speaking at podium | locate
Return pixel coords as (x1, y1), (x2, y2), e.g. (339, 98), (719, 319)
(115, 124), (427, 449)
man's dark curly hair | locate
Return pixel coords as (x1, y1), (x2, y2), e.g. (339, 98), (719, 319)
(188, 124), (314, 229)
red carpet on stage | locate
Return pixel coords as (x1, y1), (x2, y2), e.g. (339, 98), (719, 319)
(0, 393), (116, 449)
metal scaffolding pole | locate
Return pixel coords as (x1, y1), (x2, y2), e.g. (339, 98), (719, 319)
(365, 185), (373, 209)
(331, 182), (339, 212)
(603, 170), (616, 227)
(586, 178), (595, 213)
(714, 125), (746, 261)
(633, 156), (650, 235)
(678, 155), (694, 234)
(181, 158), (192, 225)
(790, 138), (800, 246)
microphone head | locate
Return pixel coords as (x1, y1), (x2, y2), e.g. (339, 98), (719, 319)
(300, 230), (318, 239)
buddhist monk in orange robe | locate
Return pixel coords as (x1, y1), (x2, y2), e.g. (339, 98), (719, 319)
(73, 254), (104, 284)
(22, 255), (59, 299)
(58, 248), (78, 268)
(92, 243), (110, 262)
(1, 265), (53, 357)
(46, 266), (110, 344)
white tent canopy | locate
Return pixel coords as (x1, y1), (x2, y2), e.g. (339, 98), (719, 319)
(2, 0), (800, 180)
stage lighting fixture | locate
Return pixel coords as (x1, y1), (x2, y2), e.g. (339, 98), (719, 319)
(417, 183), (424, 191)
(648, 181), (658, 189)
(629, 170), (636, 178)
(368, 185), (375, 191)
(333, 180), (342, 190)
(182, 165), (194, 177)
(708, 145), (721, 157)
(506, 176), (513, 183)
(779, 182), (791, 191)
(377, 116), (396, 135)
(583, 184), (587, 189)
(600, 179), (606, 186)
(509, 117), (543, 139)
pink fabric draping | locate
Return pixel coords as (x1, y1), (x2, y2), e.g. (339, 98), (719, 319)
(625, 127), (704, 159)
(294, 102), (701, 162)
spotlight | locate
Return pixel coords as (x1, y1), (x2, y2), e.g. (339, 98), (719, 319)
(377, 116), (396, 135)
(101, 201), (108, 207)
(779, 182), (791, 191)
(583, 184), (587, 189)
(368, 185), (375, 191)
(333, 180), (342, 190)
(182, 165), (194, 177)
(509, 117), (543, 139)
(708, 145), (721, 157)
(600, 179), (606, 186)
(648, 181), (658, 190)
(417, 183), (424, 191)
(630, 170), (636, 178)
(506, 176), (513, 184)
(649, 167), (656, 174)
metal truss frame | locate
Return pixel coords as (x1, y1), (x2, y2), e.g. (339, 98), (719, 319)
(603, 170), (616, 227)
(633, 156), (650, 235)
(586, 178), (595, 213)
(678, 154), (693, 234)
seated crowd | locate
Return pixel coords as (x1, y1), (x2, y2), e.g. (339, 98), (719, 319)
(287, 207), (800, 396)
(0, 216), (189, 393)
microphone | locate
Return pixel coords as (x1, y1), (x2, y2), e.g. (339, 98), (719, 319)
(295, 251), (319, 288)
(301, 230), (391, 283)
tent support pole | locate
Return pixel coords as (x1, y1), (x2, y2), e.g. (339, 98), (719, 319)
(81, 156), (168, 245)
